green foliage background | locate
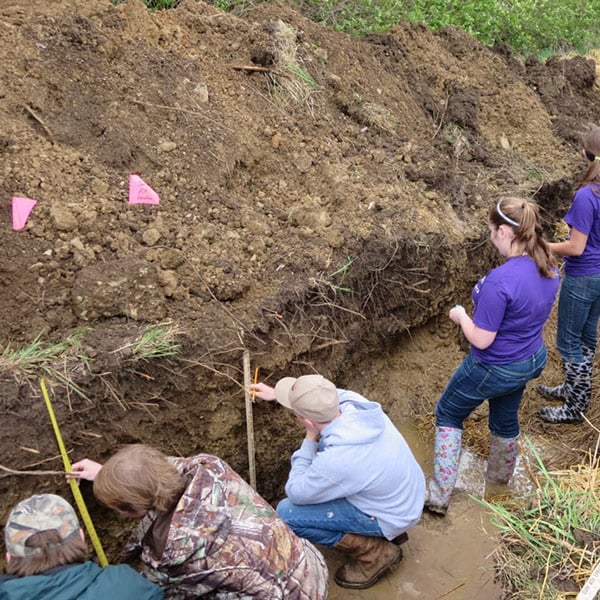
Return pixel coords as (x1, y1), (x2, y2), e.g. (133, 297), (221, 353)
(299, 0), (600, 56)
(122, 0), (600, 57)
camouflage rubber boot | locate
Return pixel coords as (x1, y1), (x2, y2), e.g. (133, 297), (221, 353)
(424, 426), (462, 515)
(486, 435), (518, 484)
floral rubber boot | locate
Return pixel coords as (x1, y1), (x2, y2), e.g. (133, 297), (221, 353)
(425, 426), (462, 516)
(486, 435), (518, 484)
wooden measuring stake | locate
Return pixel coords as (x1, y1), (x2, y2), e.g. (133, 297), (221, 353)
(242, 350), (257, 489)
(40, 378), (108, 567)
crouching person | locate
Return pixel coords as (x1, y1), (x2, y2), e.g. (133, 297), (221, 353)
(0, 493), (163, 599)
(252, 374), (426, 589)
(71, 444), (328, 599)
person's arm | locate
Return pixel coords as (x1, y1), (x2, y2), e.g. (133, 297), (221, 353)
(284, 443), (342, 505)
(120, 521), (147, 563)
(548, 227), (588, 257)
(450, 305), (496, 350)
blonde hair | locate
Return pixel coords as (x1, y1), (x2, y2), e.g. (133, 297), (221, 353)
(581, 127), (600, 193)
(489, 197), (558, 278)
(94, 444), (186, 514)
(6, 529), (86, 577)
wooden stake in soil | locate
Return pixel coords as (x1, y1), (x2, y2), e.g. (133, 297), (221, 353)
(243, 350), (257, 489)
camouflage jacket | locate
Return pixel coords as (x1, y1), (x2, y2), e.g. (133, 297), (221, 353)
(122, 454), (328, 599)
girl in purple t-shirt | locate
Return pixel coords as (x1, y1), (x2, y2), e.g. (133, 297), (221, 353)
(425, 198), (559, 515)
(538, 127), (600, 423)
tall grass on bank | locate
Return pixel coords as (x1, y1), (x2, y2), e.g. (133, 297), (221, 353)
(477, 436), (600, 599)
(0, 331), (90, 398)
(122, 0), (600, 57)
(113, 322), (182, 361)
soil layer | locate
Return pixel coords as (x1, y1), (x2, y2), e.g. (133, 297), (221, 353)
(1, 0), (599, 593)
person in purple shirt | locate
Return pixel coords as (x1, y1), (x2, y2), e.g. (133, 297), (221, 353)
(538, 127), (600, 423)
(425, 197), (560, 515)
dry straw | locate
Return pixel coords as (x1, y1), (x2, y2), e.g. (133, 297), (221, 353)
(478, 435), (600, 600)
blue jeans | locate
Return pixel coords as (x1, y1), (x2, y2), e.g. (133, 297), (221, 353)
(435, 345), (547, 438)
(556, 274), (600, 362)
(276, 497), (384, 547)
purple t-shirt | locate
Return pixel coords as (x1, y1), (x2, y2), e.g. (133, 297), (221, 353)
(563, 184), (600, 276)
(471, 256), (560, 364)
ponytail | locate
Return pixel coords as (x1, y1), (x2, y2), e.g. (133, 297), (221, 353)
(580, 127), (600, 195)
(489, 197), (558, 278)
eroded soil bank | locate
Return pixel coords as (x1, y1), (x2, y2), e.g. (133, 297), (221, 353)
(1, 0), (599, 596)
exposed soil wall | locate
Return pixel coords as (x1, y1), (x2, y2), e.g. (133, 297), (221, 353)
(1, 0), (599, 566)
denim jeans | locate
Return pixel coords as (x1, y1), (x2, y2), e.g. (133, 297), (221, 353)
(435, 345), (547, 438)
(556, 274), (600, 362)
(276, 497), (384, 547)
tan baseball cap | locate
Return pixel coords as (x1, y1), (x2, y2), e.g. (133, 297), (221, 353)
(274, 374), (339, 422)
(5, 494), (80, 557)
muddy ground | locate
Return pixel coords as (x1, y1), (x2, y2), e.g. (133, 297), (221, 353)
(1, 0), (599, 596)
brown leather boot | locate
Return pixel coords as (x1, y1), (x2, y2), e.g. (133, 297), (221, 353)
(333, 533), (402, 589)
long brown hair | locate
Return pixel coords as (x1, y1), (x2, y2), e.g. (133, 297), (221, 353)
(6, 530), (86, 577)
(489, 197), (558, 278)
(581, 127), (600, 194)
(94, 444), (186, 514)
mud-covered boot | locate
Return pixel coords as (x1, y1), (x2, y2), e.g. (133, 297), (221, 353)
(424, 426), (462, 515)
(539, 358), (592, 423)
(333, 533), (402, 589)
(485, 435), (519, 500)
(486, 435), (519, 484)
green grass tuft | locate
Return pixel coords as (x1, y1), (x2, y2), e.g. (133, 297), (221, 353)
(474, 436), (600, 598)
(0, 330), (90, 399)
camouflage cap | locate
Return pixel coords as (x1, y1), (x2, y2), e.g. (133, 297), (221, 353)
(4, 494), (80, 557)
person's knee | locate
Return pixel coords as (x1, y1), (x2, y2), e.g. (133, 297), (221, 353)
(435, 402), (463, 429)
(276, 498), (292, 521)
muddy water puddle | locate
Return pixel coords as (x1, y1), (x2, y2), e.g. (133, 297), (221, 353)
(323, 423), (506, 599)
(321, 325), (545, 598)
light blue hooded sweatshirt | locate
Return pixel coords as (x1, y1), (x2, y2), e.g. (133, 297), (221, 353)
(285, 389), (425, 540)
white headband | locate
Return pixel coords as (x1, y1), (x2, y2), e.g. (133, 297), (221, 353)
(496, 202), (520, 227)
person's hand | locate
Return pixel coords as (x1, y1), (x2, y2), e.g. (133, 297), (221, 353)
(250, 382), (277, 401)
(68, 459), (103, 481)
(296, 415), (320, 442)
(449, 304), (467, 325)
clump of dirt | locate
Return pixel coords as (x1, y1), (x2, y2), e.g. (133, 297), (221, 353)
(0, 0), (599, 567)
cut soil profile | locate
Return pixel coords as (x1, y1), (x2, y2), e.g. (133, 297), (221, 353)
(0, 0), (599, 597)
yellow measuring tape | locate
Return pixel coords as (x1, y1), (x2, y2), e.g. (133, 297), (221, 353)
(40, 378), (108, 567)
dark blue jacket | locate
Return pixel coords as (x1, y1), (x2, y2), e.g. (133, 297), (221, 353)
(0, 561), (163, 600)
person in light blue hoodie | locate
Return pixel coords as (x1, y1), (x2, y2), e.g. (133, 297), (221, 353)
(251, 374), (425, 590)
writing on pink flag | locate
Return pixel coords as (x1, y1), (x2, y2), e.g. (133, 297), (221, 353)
(128, 174), (160, 205)
(12, 197), (38, 231)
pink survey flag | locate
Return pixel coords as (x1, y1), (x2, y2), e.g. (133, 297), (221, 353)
(12, 196), (38, 231)
(128, 174), (160, 205)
